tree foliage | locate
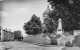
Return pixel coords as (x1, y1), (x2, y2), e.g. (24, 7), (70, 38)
(14, 30), (23, 40)
(47, 0), (80, 31)
(23, 14), (42, 35)
(43, 17), (57, 33)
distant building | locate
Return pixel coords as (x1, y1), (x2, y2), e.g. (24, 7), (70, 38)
(0, 26), (4, 41)
(0, 26), (14, 41)
(3, 29), (14, 41)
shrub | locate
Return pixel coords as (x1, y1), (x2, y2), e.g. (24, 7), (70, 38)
(23, 34), (51, 45)
(73, 35), (80, 47)
(65, 41), (73, 47)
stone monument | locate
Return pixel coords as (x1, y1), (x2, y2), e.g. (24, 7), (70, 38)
(57, 18), (63, 35)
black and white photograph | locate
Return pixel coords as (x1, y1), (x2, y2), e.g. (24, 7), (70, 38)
(0, 0), (80, 50)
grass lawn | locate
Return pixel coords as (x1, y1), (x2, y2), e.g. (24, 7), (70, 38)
(23, 34), (51, 45)
(0, 41), (80, 50)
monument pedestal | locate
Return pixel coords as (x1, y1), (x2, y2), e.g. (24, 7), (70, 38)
(57, 29), (64, 35)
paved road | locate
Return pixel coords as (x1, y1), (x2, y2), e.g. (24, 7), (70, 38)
(0, 41), (80, 50)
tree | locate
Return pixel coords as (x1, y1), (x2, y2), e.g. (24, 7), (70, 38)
(45, 17), (57, 33)
(42, 17), (57, 34)
(23, 14), (42, 35)
(47, 0), (80, 31)
(65, 41), (73, 47)
(14, 30), (23, 41)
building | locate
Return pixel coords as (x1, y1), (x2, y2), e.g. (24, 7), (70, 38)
(0, 26), (14, 41)
(0, 26), (4, 41)
(3, 29), (14, 41)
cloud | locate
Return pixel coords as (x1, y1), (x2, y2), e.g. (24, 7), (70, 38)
(3, 0), (41, 2)
(18, 8), (28, 12)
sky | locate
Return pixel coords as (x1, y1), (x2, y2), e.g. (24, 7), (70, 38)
(1, 0), (49, 37)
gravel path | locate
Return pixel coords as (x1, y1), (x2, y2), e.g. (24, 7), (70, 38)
(0, 41), (80, 50)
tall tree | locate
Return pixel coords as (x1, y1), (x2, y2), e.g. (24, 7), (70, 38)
(44, 17), (57, 33)
(47, 0), (80, 31)
(23, 14), (42, 35)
